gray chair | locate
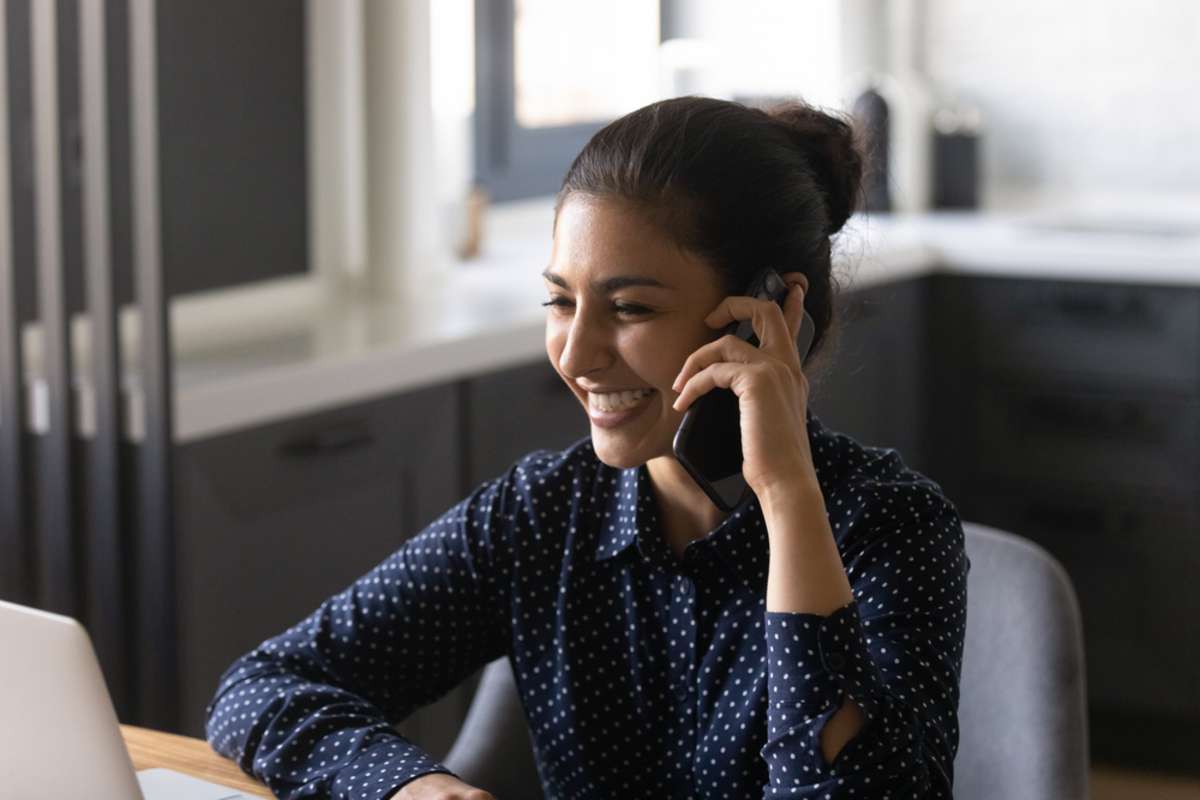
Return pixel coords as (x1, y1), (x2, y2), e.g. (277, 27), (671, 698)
(442, 522), (1091, 799)
(955, 521), (1090, 800)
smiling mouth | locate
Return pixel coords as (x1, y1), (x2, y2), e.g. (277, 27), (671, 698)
(588, 387), (657, 412)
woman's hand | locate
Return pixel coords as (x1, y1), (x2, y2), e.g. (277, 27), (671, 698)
(670, 282), (817, 501)
(389, 772), (498, 800)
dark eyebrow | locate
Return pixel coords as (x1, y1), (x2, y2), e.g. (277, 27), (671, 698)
(541, 268), (670, 292)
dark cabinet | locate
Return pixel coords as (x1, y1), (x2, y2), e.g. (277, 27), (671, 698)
(463, 359), (591, 489)
(3, 0), (308, 327)
(973, 383), (1198, 497)
(937, 274), (1200, 773)
(808, 278), (931, 477)
(967, 277), (1200, 393)
(173, 382), (463, 753)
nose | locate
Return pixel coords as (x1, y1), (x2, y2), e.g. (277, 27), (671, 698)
(556, 308), (611, 382)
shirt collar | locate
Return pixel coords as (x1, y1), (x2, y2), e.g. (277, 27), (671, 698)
(591, 410), (830, 590)
(591, 460), (663, 566)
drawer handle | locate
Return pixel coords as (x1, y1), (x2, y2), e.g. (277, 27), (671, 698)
(278, 421), (376, 459)
(1051, 289), (1149, 326)
(1024, 501), (1109, 537)
(1023, 500), (1144, 537)
(1023, 396), (1159, 439)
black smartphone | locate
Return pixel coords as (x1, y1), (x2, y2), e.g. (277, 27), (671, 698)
(671, 268), (816, 512)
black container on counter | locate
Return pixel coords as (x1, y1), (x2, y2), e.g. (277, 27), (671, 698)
(933, 104), (983, 209)
(852, 87), (892, 212)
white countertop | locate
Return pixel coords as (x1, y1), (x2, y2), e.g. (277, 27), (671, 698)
(17, 196), (1200, 443)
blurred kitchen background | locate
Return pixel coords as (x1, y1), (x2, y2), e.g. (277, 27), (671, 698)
(1, 1), (1198, 797)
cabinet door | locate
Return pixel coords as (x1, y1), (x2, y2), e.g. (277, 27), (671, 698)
(963, 275), (1200, 393)
(4, 0), (308, 327)
(972, 383), (1199, 501)
(464, 360), (590, 489)
(157, 0), (309, 295)
(922, 274), (979, 510)
(950, 275), (1200, 773)
(808, 278), (930, 476)
(174, 383), (462, 742)
(969, 483), (1200, 719)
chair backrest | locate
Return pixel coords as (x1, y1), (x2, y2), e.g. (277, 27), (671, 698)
(444, 522), (1091, 800)
(442, 655), (544, 799)
(956, 521), (1090, 800)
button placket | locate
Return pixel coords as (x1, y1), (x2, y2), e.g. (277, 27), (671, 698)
(670, 575), (698, 704)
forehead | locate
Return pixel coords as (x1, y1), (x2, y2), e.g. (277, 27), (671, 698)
(547, 195), (703, 289)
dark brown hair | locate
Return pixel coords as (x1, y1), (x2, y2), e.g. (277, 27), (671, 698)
(553, 95), (865, 384)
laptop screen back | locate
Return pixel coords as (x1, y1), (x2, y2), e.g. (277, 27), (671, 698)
(0, 599), (144, 800)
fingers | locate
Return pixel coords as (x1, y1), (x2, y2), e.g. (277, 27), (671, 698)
(784, 283), (806, 340)
(704, 287), (806, 358)
(671, 334), (759, 396)
(389, 772), (499, 799)
(673, 361), (756, 412)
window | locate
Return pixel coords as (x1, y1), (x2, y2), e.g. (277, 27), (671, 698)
(471, 0), (843, 203)
(473, 0), (663, 202)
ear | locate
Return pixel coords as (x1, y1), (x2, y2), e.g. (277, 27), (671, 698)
(780, 271), (809, 295)
(779, 272), (809, 341)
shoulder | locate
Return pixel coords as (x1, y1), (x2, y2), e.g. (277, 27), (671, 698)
(808, 414), (963, 552)
(503, 434), (601, 496)
(809, 415), (969, 612)
(472, 434), (603, 527)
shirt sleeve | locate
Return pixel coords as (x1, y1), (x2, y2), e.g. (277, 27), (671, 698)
(203, 466), (522, 800)
(758, 481), (970, 798)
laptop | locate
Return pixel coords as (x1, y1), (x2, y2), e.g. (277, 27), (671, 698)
(0, 598), (254, 799)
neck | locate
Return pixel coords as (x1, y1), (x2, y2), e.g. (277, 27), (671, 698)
(646, 455), (730, 559)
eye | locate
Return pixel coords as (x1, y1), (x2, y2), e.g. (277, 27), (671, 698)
(540, 298), (652, 317)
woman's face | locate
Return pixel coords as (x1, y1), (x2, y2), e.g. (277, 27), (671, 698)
(544, 195), (727, 469)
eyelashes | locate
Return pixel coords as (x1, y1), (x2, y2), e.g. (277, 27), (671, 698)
(541, 298), (652, 317)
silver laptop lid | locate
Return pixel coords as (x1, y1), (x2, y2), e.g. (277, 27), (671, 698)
(0, 599), (145, 800)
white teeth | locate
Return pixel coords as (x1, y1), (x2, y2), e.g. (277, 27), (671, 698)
(590, 388), (655, 412)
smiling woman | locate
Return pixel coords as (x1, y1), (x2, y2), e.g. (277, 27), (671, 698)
(204, 96), (969, 800)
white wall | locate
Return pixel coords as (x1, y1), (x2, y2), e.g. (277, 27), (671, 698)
(922, 0), (1200, 196)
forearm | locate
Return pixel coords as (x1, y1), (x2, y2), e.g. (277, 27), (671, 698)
(755, 477), (968, 796)
(760, 479), (864, 765)
(760, 480), (853, 616)
(206, 659), (449, 799)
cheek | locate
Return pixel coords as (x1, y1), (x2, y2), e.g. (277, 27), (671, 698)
(623, 328), (691, 386)
(545, 327), (563, 363)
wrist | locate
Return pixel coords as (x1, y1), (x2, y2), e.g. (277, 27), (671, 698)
(757, 476), (824, 521)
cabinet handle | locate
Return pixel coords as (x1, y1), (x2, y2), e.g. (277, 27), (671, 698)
(278, 420), (376, 459)
(1023, 500), (1145, 538)
(1050, 288), (1150, 327)
(1024, 500), (1108, 536)
(1022, 395), (1159, 440)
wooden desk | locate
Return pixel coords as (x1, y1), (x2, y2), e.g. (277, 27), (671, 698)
(120, 725), (271, 797)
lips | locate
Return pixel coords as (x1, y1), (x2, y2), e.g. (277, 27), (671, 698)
(589, 387), (656, 412)
(586, 388), (657, 428)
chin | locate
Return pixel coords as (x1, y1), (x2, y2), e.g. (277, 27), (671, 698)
(590, 435), (645, 470)
(589, 425), (675, 471)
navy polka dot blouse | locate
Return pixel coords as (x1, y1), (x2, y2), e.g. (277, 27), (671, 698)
(205, 409), (970, 799)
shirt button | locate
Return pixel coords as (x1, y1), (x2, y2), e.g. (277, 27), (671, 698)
(826, 651), (846, 671)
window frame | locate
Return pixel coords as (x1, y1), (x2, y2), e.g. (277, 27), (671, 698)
(472, 0), (667, 202)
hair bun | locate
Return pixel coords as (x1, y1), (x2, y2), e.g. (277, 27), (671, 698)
(765, 101), (864, 235)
